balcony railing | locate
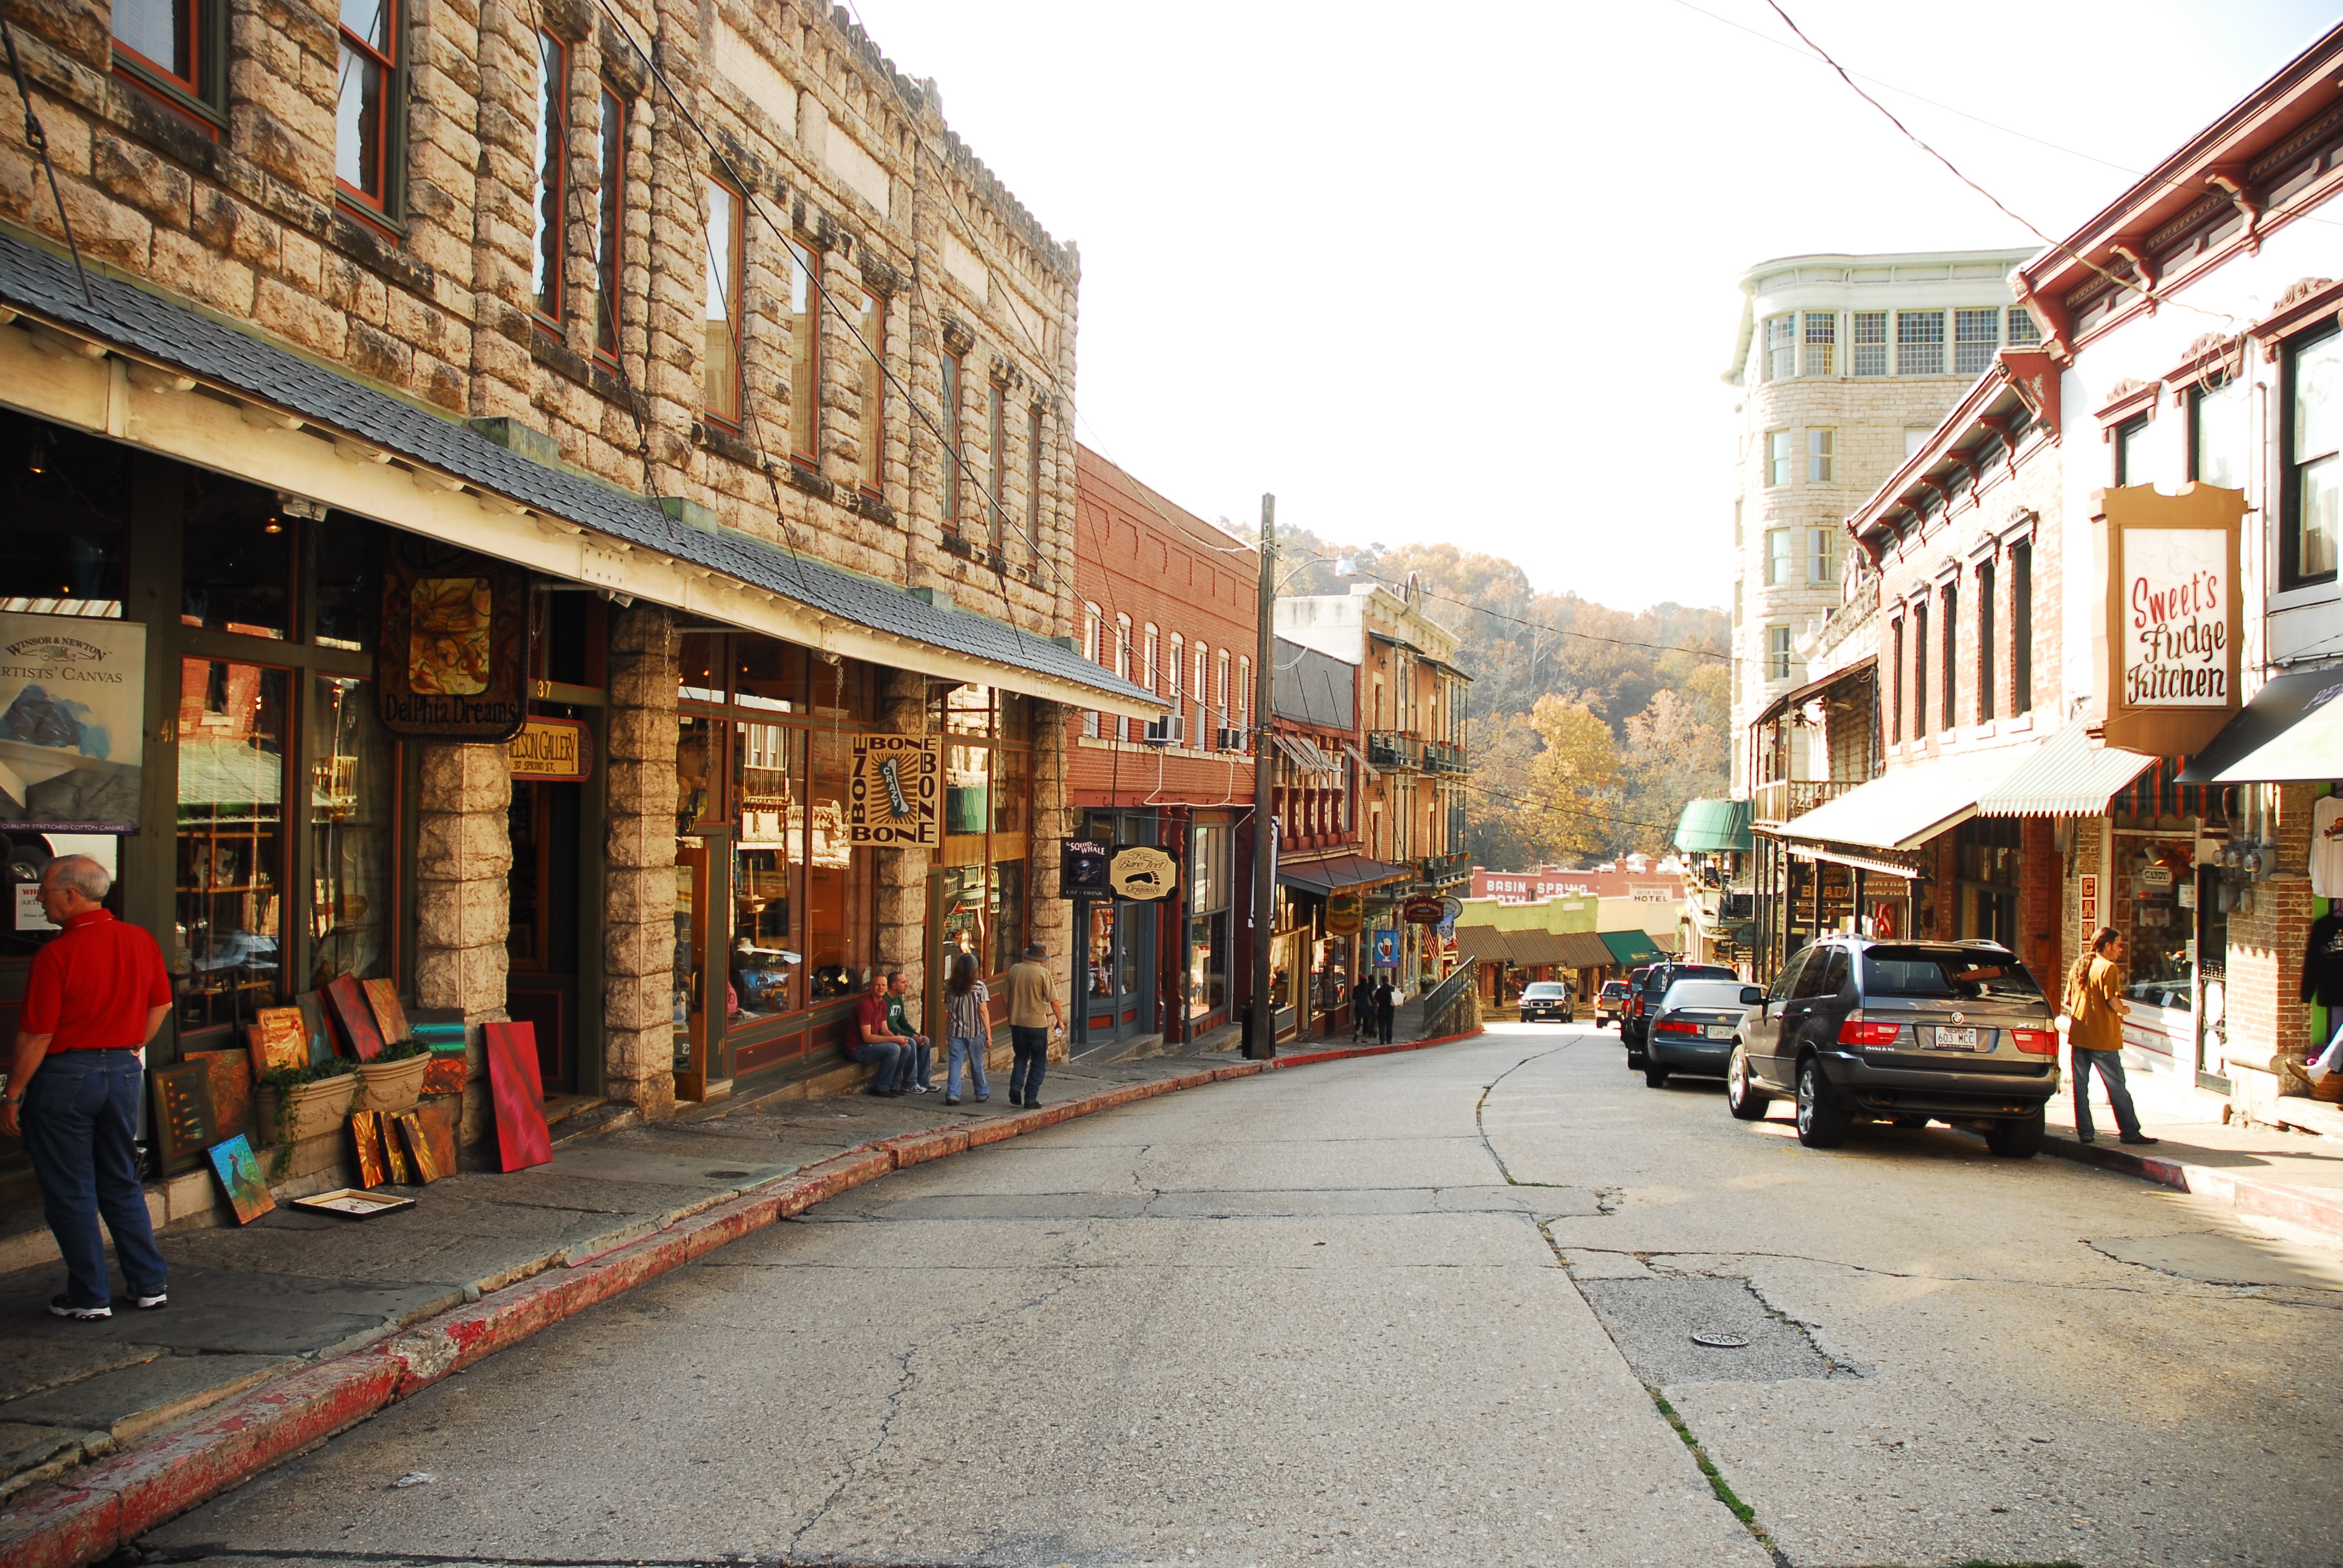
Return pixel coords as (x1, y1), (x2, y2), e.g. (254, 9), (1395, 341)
(1367, 732), (1420, 770)
(1752, 777), (1860, 828)
(1418, 849), (1473, 886)
(1421, 739), (1468, 773)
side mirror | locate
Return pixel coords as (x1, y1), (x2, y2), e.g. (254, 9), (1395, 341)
(1740, 986), (1765, 1005)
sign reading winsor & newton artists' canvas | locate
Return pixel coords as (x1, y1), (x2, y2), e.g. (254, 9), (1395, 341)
(0, 611), (145, 832)
(2092, 483), (2243, 755)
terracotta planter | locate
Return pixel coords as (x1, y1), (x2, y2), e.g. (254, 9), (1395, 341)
(258, 1074), (359, 1146)
(354, 1053), (428, 1113)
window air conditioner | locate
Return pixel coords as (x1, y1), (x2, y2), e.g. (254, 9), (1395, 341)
(1144, 713), (1184, 746)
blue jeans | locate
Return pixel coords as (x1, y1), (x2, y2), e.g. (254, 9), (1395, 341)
(2073, 1048), (2142, 1140)
(22, 1050), (168, 1308)
(853, 1039), (904, 1091)
(1010, 1024), (1049, 1103)
(946, 1035), (989, 1100)
(892, 1035), (932, 1091)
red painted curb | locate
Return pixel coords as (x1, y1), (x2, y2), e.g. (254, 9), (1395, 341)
(0, 1023), (1488, 1566)
(2042, 1132), (2343, 1243)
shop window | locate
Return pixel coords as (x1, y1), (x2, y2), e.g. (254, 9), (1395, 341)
(175, 659), (290, 1031)
(678, 632), (726, 704)
(729, 720), (801, 1027)
(305, 675), (393, 990)
(1954, 817), (2019, 945)
(946, 736), (990, 835)
(333, 0), (397, 207)
(592, 85), (626, 361)
(2, 420), (128, 616)
(531, 30), (566, 325)
(675, 715), (719, 831)
(2283, 323), (2342, 587)
(991, 742), (1028, 835)
(312, 517), (382, 651)
(785, 237), (821, 465)
(182, 489), (295, 640)
(991, 858), (1026, 979)
(805, 724), (871, 998)
(703, 177), (742, 426)
(733, 637), (805, 711)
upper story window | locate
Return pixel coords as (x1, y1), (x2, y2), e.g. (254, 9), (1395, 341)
(1765, 430), (1792, 487)
(1912, 600), (1929, 740)
(941, 350), (964, 533)
(1852, 311), (1888, 376)
(333, 0), (397, 205)
(784, 238), (820, 466)
(1765, 624), (1792, 681)
(2114, 412), (2152, 486)
(1765, 528), (1794, 587)
(1939, 580), (1959, 730)
(1803, 312), (1835, 376)
(591, 85), (624, 361)
(1142, 624), (1159, 694)
(1898, 310), (1945, 376)
(531, 31), (565, 324)
(701, 177), (742, 426)
(1954, 308), (2000, 376)
(1238, 655), (1252, 742)
(1765, 315), (1796, 381)
(1026, 406), (1044, 562)
(2006, 307), (2041, 347)
(1806, 428), (1834, 483)
(1889, 618), (1904, 744)
(1806, 526), (1835, 584)
(1167, 634), (1184, 702)
(2189, 377), (2246, 489)
(1114, 613), (1132, 684)
(2011, 541), (2033, 716)
(1976, 558), (1997, 725)
(856, 290), (884, 495)
(1216, 648), (1231, 727)
(987, 379), (1007, 552)
(117, 0), (216, 111)
(2284, 324), (2343, 587)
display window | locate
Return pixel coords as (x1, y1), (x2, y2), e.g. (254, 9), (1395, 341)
(175, 658), (290, 1028)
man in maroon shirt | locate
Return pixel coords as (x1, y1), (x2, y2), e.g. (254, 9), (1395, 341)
(3, 855), (172, 1320)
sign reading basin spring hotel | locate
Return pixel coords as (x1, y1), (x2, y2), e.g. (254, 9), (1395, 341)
(2092, 483), (2244, 755)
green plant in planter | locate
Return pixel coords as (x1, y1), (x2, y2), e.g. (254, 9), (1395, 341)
(375, 1037), (428, 1063)
(258, 1057), (362, 1178)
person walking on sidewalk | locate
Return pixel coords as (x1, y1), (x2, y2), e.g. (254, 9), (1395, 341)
(885, 970), (934, 1093)
(1351, 975), (1374, 1042)
(2, 856), (172, 1321)
(853, 975), (909, 1097)
(2065, 926), (2158, 1147)
(1374, 975), (1398, 1046)
(1005, 943), (1063, 1108)
(943, 951), (991, 1106)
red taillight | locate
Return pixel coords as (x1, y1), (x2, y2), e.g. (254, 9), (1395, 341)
(2010, 1028), (2059, 1056)
(1655, 1019), (1700, 1035)
(1838, 1020), (1901, 1046)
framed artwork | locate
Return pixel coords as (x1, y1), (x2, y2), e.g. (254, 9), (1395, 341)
(349, 1109), (388, 1188)
(326, 975), (384, 1060)
(395, 1111), (441, 1183)
(295, 992), (335, 1066)
(253, 1008), (308, 1073)
(421, 1048), (467, 1097)
(149, 1060), (217, 1178)
(411, 1098), (460, 1179)
(184, 1048), (254, 1145)
(205, 1134), (275, 1224)
(292, 1189), (413, 1220)
(483, 1021), (551, 1172)
(380, 1114), (412, 1184)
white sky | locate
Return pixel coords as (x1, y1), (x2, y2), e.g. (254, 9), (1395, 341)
(838, 0), (2339, 612)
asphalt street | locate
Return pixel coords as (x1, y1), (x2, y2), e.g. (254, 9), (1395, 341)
(142, 1022), (2343, 1567)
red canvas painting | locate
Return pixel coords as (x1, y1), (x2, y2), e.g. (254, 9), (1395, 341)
(326, 975), (385, 1061)
(484, 1021), (551, 1172)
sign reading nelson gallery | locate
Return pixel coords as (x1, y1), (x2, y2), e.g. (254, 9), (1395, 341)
(2092, 483), (2244, 754)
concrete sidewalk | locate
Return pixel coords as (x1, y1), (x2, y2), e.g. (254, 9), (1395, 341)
(2042, 1077), (2343, 1240)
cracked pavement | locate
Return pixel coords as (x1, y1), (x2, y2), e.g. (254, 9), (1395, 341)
(139, 1022), (2341, 1566)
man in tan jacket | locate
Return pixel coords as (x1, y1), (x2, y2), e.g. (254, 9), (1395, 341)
(2067, 927), (2157, 1146)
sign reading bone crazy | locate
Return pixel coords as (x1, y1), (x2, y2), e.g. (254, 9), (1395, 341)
(2092, 483), (2243, 754)
(846, 733), (940, 847)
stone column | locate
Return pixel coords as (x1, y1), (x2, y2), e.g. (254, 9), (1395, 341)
(414, 743), (513, 1146)
(604, 603), (677, 1117)
(1029, 701), (1072, 1061)
(874, 669), (931, 1027)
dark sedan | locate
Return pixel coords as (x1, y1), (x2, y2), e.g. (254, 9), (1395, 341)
(1517, 981), (1574, 1024)
(1643, 977), (1763, 1088)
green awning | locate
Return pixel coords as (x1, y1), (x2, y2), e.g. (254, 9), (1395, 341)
(1598, 929), (1663, 965)
(1673, 798), (1753, 854)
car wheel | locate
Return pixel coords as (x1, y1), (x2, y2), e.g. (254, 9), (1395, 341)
(1984, 1108), (2045, 1158)
(1643, 1059), (1670, 1088)
(1794, 1057), (1850, 1149)
(1726, 1047), (1769, 1120)
(1625, 1044), (1645, 1070)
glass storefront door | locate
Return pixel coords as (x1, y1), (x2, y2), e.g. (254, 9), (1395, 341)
(1078, 897), (1155, 1042)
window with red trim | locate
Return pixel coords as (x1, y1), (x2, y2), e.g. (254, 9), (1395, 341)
(334, 0), (398, 207)
(785, 238), (820, 464)
(703, 177), (743, 426)
(117, 0), (223, 124)
(531, 31), (566, 325)
(592, 84), (625, 361)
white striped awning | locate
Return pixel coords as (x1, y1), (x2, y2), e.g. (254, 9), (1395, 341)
(1974, 722), (2155, 816)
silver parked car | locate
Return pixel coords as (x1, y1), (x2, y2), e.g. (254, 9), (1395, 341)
(1642, 976), (1763, 1088)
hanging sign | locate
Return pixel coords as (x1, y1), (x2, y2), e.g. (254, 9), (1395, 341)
(0, 610), (145, 832)
(2092, 483), (2243, 754)
(1371, 929), (1398, 967)
(2079, 872), (2099, 936)
(508, 717), (593, 782)
(1325, 890), (1363, 936)
(1402, 897), (1446, 925)
(846, 734), (941, 846)
(1110, 845), (1176, 901)
(1061, 837), (1110, 897)
(376, 543), (529, 740)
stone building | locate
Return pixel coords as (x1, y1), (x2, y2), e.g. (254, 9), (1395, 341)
(1725, 249), (2037, 796)
(0, 0), (1155, 1227)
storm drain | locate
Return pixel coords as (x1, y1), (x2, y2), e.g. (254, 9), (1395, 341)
(1576, 1276), (1837, 1385)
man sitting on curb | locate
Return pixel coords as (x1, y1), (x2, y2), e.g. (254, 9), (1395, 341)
(853, 974), (909, 1097)
(885, 970), (934, 1093)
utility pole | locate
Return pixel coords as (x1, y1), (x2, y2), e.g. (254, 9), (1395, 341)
(1248, 492), (1277, 1060)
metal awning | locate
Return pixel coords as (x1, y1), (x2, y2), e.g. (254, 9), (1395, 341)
(1273, 733), (1342, 777)
(1751, 655), (1878, 730)
(1673, 798), (1754, 854)
(1277, 853), (1413, 897)
(2176, 667), (2343, 783)
(1974, 722), (2156, 815)
(1455, 927), (1617, 969)
(1343, 742), (1378, 781)
(1598, 929), (1665, 965)
(1776, 744), (2039, 852)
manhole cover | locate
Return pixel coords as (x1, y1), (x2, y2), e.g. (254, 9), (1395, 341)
(1690, 1331), (1749, 1349)
(704, 1169), (752, 1179)
(1576, 1277), (1838, 1384)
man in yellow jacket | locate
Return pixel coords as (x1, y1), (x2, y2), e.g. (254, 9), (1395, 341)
(2066, 927), (2158, 1146)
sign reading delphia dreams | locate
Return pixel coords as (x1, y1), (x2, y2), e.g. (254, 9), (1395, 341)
(376, 543), (529, 740)
(846, 733), (940, 847)
(2092, 483), (2243, 755)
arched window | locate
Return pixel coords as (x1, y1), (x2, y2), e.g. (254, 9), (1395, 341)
(1237, 655), (1251, 750)
(1115, 615), (1133, 742)
(1167, 634), (1184, 699)
(1142, 624), (1159, 693)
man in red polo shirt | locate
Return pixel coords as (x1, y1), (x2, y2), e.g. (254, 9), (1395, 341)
(2, 855), (172, 1320)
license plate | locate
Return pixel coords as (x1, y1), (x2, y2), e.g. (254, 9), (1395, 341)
(1705, 1024), (1737, 1039)
(1930, 1026), (1981, 1050)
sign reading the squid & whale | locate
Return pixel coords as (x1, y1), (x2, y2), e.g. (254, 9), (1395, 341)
(2091, 483), (2244, 756)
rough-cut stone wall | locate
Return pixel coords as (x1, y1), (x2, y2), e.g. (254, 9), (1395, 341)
(874, 669), (931, 1025)
(413, 744), (513, 1145)
(604, 603), (677, 1114)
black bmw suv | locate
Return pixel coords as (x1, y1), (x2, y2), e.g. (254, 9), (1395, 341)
(1622, 959), (1735, 1067)
(1726, 936), (2062, 1155)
